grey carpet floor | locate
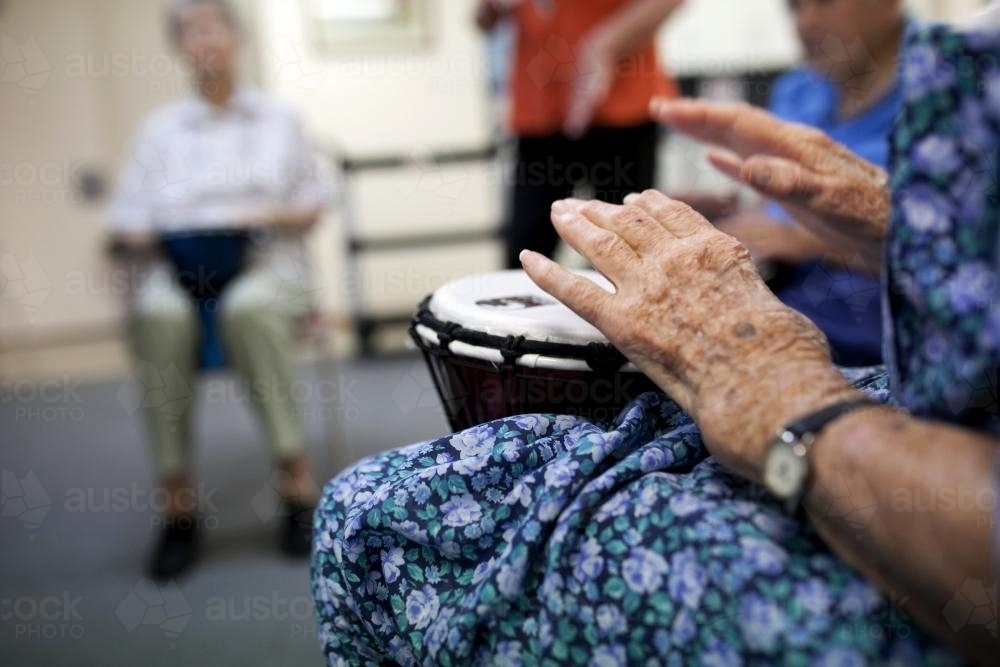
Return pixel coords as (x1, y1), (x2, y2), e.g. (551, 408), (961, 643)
(1, 355), (449, 667)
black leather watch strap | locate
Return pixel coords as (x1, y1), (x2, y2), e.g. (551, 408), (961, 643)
(783, 397), (879, 443)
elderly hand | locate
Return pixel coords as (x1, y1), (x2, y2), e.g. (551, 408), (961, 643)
(715, 211), (828, 264)
(651, 98), (890, 267)
(521, 191), (860, 481)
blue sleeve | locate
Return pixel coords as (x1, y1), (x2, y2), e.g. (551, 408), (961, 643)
(766, 70), (804, 117)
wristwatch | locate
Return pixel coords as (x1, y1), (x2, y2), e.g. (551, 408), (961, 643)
(763, 397), (876, 512)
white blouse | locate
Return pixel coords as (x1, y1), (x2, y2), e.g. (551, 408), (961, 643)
(110, 87), (331, 234)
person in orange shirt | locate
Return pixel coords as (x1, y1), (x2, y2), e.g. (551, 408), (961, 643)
(477, 0), (684, 267)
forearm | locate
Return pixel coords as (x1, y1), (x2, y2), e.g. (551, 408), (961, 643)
(475, 4), (500, 32)
(806, 406), (997, 662)
(270, 206), (322, 232)
(776, 225), (832, 262)
(777, 225), (875, 269)
(108, 230), (160, 260)
(672, 190), (739, 221)
(686, 324), (861, 483)
(688, 324), (996, 661)
(475, 0), (511, 32)
(715, 208), (879, 270)
(792, 213), (886, 271)
(591, 0), (683, 55)
(718, 357), (999, 662)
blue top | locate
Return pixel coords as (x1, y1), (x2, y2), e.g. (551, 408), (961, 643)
(764, 67), (903, 366)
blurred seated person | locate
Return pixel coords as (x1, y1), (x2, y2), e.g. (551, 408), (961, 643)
(682, 0), (906, 366)
(109, 0), (328, 578)
(476, 0), (685, 268)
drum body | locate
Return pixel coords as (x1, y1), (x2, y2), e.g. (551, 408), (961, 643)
(411, 271), (660, 432)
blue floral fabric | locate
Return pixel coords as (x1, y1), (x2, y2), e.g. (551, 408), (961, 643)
(313, 21), (998, 667)
(313, 372), (963, 666)
(886, 22), (1000, 434)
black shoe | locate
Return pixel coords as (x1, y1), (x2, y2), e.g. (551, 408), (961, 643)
(283, 501), (315, 557)
(150, 515), (199, 580)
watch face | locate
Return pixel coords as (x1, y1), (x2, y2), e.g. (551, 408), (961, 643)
(765, 443), (808, 500)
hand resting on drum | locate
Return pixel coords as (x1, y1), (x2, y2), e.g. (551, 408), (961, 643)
(519, 191), (859, 483)
(521, 99), (899, 482)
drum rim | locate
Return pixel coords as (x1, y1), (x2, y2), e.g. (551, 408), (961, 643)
(411, 296), (632, 373)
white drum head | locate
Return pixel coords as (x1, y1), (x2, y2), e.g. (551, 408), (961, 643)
(428, 270), (615, 345)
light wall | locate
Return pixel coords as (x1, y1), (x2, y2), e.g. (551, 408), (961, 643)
(253, 0), (492, 155)
(0, 0), (980, 381)
(0, 0), (179, 379)
(0, 0), (498, 379)
(248, 0), (502, 354)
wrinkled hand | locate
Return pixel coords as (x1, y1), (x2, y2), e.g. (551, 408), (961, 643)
(521, 191), (858, 481)
(651, 98), (890, 267)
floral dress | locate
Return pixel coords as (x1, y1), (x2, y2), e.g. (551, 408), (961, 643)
(312, 22), (999, 667)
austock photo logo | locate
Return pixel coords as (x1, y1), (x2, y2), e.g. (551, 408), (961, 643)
(703, 576), (915, 646)
(693, 366), (746, 420)
(251, 34), (328, 98)
(804, 470), (879, 540)
(0, 252), (52, 323)
(665, 135), (742, 202)
(0, 34), (52, 105)
(900, 134), (997, 215)
(251, 469), (320, 526)
(391, 143), (471, 214)
(1, 156), (90, 205)
(1, 470), (52, 541)
(943, 361), (997, 423)
(3, 375), (85, 423)
(942, 142), (998, 204)
(808, 35), (878, 93)
(801, 253), (879, 322)
(526, 34), (603, 93)
(391, 360), (455, 419)
(2, 591), (85, 641)
(64, 482), (221, 530)
(4, 467), (224, 541)
(249, 248), (327, 315)
(943, 578), (997, 640)
(204, 592), (316, 639)
(116, 579), (193, 649)
(115, 141), (194, 210)
(115, 361), (194, 425)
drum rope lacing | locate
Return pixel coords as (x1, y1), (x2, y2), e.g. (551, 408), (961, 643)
(499, 336), (528, 368)
(411, 297), (631, 373)
(435, 321), (463, 357)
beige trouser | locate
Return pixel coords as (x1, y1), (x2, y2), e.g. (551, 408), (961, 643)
(128, 261), (309, 477)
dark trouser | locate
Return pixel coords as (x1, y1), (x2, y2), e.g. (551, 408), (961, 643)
(504, 122), (659, 269)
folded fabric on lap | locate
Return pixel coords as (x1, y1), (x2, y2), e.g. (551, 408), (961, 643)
(311, 368), (962, 666)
